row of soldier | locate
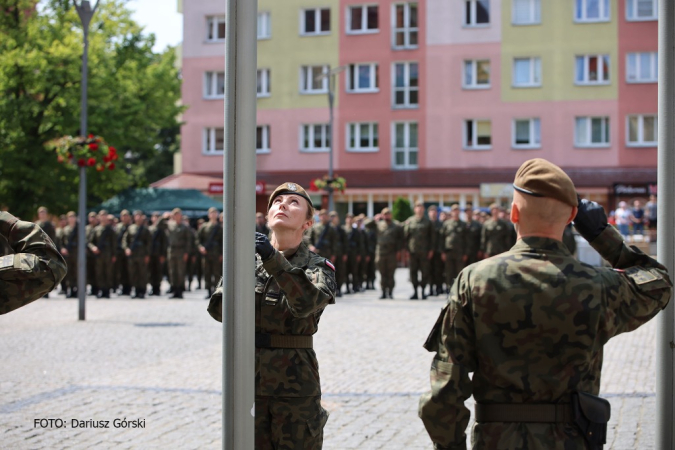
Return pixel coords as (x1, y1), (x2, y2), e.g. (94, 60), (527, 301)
(39, 206), (223, 300)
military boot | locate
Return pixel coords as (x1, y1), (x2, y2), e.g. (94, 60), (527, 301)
(68, 287), (78, 298)
(410, 287), (419, 300)
(380, 290), (387, 299)
(421, 285), (428, 300)
(171, 289), (183, 299)
(205, 288), (212, 300)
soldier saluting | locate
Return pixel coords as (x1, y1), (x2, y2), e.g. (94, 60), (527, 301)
(419, 159), (672, 450)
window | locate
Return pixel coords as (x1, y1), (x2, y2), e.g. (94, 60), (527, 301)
(347, 123), (379, 152)
(256, 125), (270, 153)
(513, 57), (541, 87)
(206, 16), (226, 41)
(301, 124), (331, 152)
(257, 12), (271, 39)
(627, 52), (657, 83)
(627, 115), (657, 146)
(348, 5), (378, 33)
(575, 0), (610, 22)
(626, 0), (657, 21)
(393, 62), (419, 108)
(575, 55), (610, 85)
(512, 119), (541, 148)
(393, 122), (418, 169)
(463, 60), (490, 89)
(347, 63), (379, 93)
(301, 8), (330, 35)
(512, 0), (540, 24)
(204, 71), (225, 99)
(575, 117), (610, 147)
(464, 120), (492, 150)
(392, 3), (418, 49)
(300, 65), (328, 94)
(465, 0), (490, 26)
(204, 127), (224, 154)
(257, 69), (270, 97)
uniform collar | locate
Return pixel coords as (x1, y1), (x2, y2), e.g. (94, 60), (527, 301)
(512, 236), (570, 254)
(284, 241), (311, 266)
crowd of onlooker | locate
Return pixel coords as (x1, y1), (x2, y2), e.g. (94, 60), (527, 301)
(608, 194), (657, 240)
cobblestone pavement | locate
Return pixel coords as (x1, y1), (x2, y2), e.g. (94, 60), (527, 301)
(0, 270), (663, 449)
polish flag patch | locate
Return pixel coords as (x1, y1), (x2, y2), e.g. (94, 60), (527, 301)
(325, 259), (336, 271)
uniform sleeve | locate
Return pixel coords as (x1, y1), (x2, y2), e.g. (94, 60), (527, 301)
(0, 214), (67, 315)
(589, 226), (672, 339)
(121, 227), (131, 250)
(429, 221), (437, 253)
(419, 271), (475, 450)
(262, 250), (336, 318)
(143, 228), (152, 256)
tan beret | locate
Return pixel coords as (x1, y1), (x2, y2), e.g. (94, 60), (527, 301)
(345, 212), (354, 218)
(427, 205), (437, 211)
(450, 204), (460, 211)
(414, 201), (424, 207)
(381, 207), (391, 214)
(267, 182), (313, 211)
(489, 203), (500, 210)
(513, 158), (577, 208)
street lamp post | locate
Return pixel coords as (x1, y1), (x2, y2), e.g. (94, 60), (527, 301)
(74, 0), (99, 321)
(322, 66), (346, 213)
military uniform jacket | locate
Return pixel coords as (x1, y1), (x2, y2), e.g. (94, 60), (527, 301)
(208, 242), (336, 397)
(164, 221), (193, 253)
(441, 219), (467, 254)
(333, 224), (347, 257)
(148, 224), (168, 257)
(88, 225), (116, 257)
(61, 224), (78, 254)
(38, 220), (56, 243)
(198, 221), (223, 257)
(376, 220), (403, 255)
(480, 218), (512, 256)
(122, 224), (152, 258)
(0, 212), (67, 315)
(419, 226), (672, 450)
(115, 223), (130, 255)
(404, 216), (436, 254)
(465, 221), (482, 256)
(344, 225), (365, 256)
(309, 222), (337, 257)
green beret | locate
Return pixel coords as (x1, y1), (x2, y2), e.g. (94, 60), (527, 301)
(513, 158), (577, 208)
(267, 182), (313, 211)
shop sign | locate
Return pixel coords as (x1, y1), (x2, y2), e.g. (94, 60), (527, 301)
(208, 182), (224, 194)
(613, 183), (656, 196)
(480, 183), (514, 198)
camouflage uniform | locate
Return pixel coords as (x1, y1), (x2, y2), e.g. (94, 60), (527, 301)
(563, 224), (577, 256)
(122, 223), (152, 298)
(375, 220), (403, 298)
(164, 220), (193, 297)
(441, 218), (467, 289)
(207, 242), (336, 449)
(332, 222), (347, 295)
(480, 218), (512, 258)
(114, 221), (132, 295)
(308, 222), (337, 259)
(60, 223), (79, 297)
(419, 226), (672, 449)
(37, 220), (56, 243)
(88, 223), (116, 297)
(465, 220), (482, 265)
(85, 220), (97, 295)
(198, 220), (223, 296)
(403, 215), (436, 298)
(0, 212), (67, 315)
(185, 225), (199, 291)
(344, 224), (365, 293)
(364, 222), (377, 289)
(148, 222), (168, 295)
(429, 219), (445, 295)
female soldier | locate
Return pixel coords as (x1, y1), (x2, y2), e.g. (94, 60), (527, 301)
(208, 182), (336, 449)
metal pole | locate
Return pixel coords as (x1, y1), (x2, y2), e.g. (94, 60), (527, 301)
(75, 1), (98, 321)
(222, 0), (256, 448)
(657, 0), (675, 448)
(327, 72), (335, 212)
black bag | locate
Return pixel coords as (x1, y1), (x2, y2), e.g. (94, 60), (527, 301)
(571, 392), (611, 449)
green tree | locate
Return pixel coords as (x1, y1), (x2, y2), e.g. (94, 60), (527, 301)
(392, 197), (413, 223)
(0, 0), (183, 219)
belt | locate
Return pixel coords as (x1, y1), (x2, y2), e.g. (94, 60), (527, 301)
(475, 403), (573, 423)
(255, 333), (313, 349)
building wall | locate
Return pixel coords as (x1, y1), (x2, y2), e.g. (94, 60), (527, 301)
(427, 0), (502, 45)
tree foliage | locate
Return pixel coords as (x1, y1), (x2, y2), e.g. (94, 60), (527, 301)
(392, 197), (413, 223)
(0, 0), (183, 219)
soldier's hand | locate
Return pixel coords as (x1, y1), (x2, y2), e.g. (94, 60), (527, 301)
(144, 256), (150, 264)
(441, 253), (447, 262)
(125, 249), (132, 256)
(160, 256), (166, 264)
(255, 232), (275, 260)
(61, 248), (69, 256)
(199, 246), (207, 255)
(427, 250), (433, 260)
(574, 197), (608, 242)
(183, 253), (189, 262)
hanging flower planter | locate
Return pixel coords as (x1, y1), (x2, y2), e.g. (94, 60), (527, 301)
(308, 175), (347, 194)
(46, 134), (118, 171)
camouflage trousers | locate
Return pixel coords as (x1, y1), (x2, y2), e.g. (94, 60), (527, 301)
(255, 396), (328, 450)
(149, 255), (164, 288)
(429, 252), (444, 288)
(114, 252), (129, 289)
(365, 254), (376, 283)
(345, 253), (360, 287)
(408, 251), (430, 288)
(167, 249), (186, 289)
(202, 254), (222, 291)
(334, 255), (346, 290)
(94, 254), (114, 290)
(64, 255), (77, 288)
(127, 256), (148, 292)
(444, 252), (464, 287)
(376, 252), (397, 290)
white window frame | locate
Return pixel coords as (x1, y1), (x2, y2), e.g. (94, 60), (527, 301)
(391, 2), (419, 50)
(299, 65), (329, 94)
(512, 57), (542, 88)
(464, 0), (490, 27)
(575, 117), (610, 148)
(512, 0), (541, 25)
(626, 0), (657, 21)
(626, 115), (657, 147)
(257, 12), (271, 39)
(463, 59), (491, 89)
(300, 8), (331, 36)
(464, 119), (492, 150)
(626, 52), (658, 83)
(257, 69), (271, 98)
(392, 61), (419, 109)
(203, 127), (224, 155)
(512, 118), (541, 149)
(300, 124), (331, 153)
(347, 4), (379, 34)
(575, 0), (610, 23)
(203, 71), (225, 99)
(347, 63), (379, 93)
(575, 55), (610, 86)
(206, 16), (226, 42)
(346, 122), (379, 152)
(256, 125), (271, 154)
(392, 121), (419, 170)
